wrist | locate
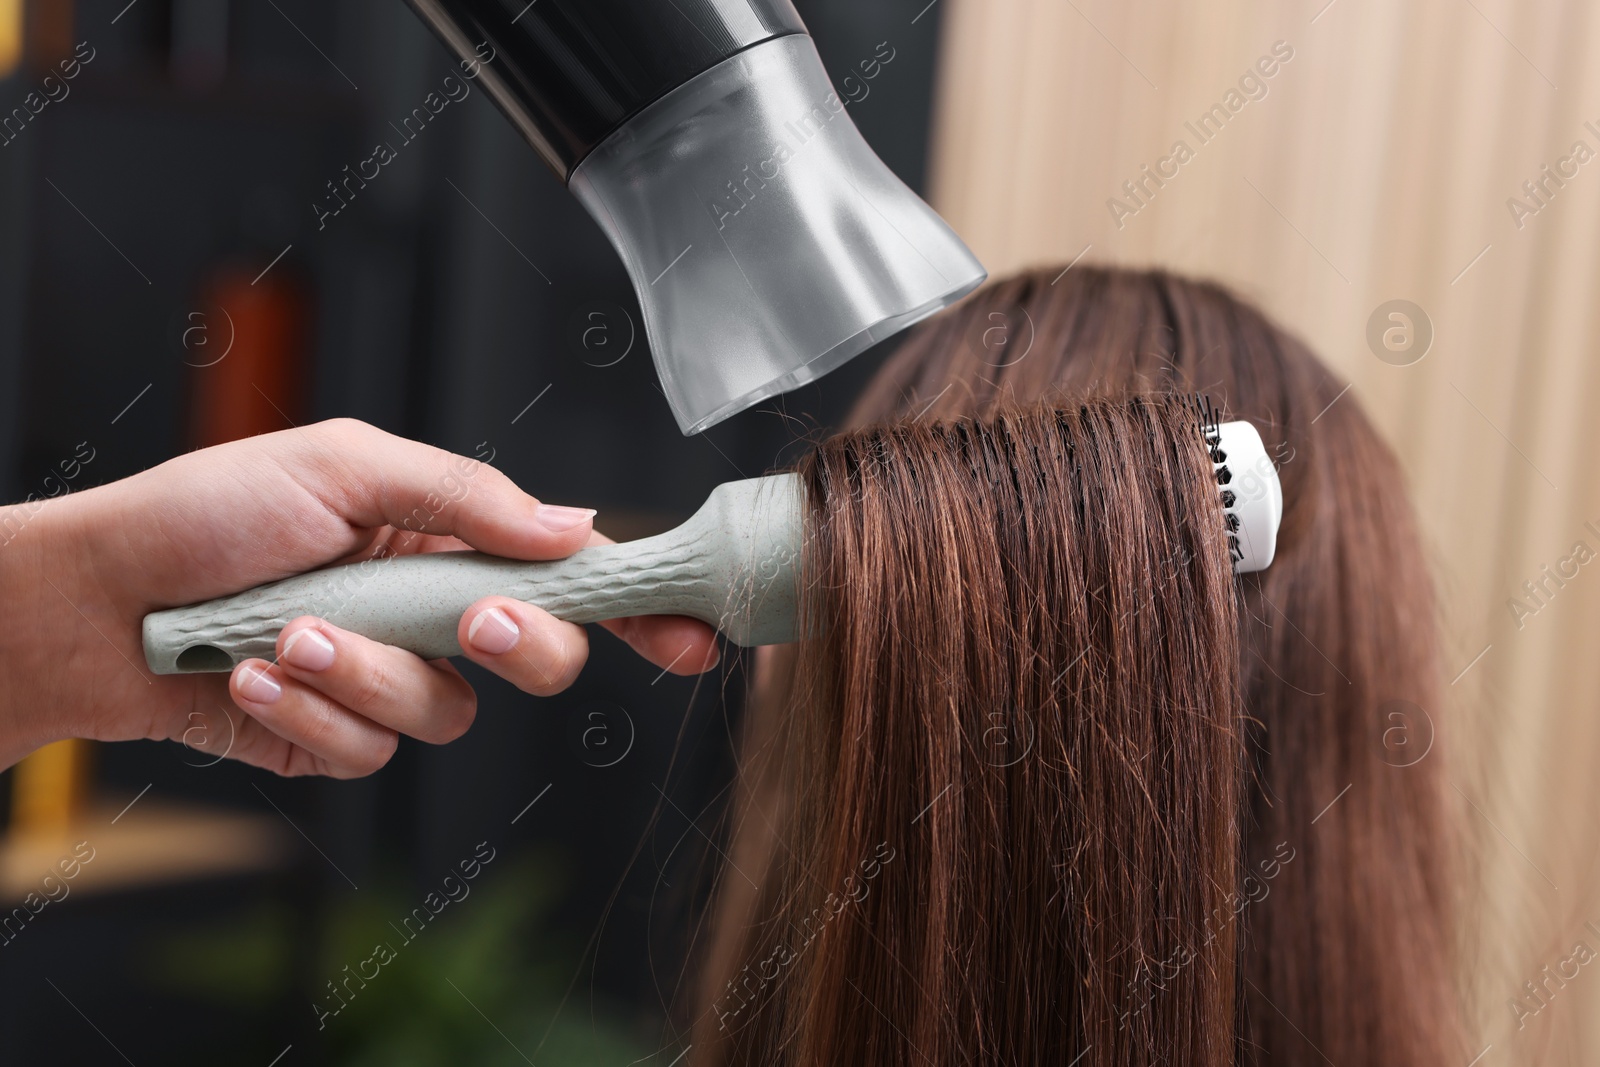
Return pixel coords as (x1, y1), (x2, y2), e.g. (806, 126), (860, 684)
(0, 493), (99, 764)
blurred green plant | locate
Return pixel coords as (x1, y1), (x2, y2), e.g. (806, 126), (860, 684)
(150, 852), (666, 1066)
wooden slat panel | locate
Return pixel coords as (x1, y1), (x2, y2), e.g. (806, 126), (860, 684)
(926, 0), (1600, 1052)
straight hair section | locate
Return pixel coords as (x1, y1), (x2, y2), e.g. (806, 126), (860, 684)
(698, 397), (1245, 1066)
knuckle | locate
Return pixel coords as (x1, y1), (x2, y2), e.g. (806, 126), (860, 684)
(479, 463), (519, 497)
(528, 628), (584, 696)
(269, 744), (303, 778)
(344, 660), (396, 716)
(303, 417), (363, 457)
(296, 701), (342, 752)
(320, 416), (373, 442)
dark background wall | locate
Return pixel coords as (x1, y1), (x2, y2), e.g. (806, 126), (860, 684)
(0, 1), (946, 1063)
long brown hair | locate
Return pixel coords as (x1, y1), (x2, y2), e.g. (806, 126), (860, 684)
(693, 266), (1464, 1065)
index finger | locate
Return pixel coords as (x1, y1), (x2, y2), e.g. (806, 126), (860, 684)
(600, 614), (721, 674)
(288, 419), (595, 560)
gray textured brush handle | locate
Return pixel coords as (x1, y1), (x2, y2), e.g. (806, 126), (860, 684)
(143, 473), (804, 674)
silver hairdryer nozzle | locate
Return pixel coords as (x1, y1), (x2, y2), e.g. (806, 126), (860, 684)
(571, 35), (987, 434)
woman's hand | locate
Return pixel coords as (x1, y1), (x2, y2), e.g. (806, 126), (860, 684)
(0, 419), (719, 776)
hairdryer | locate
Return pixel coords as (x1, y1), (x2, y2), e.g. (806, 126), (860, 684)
(405, 0), (987, 434)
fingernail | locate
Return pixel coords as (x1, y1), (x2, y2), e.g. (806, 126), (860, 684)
(467, 607), (520, 655)
(283, 628), (336, 672)
(237, 664), (282, 704)
(535, 504), (596, 533)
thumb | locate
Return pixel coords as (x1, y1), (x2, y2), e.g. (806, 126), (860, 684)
(290, 419), (594, 560)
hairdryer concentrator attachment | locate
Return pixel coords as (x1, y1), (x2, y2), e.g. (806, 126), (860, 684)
(569, 35), (988, 433)
(141, 421), (1282, 674)
(406, 0), (986, 435)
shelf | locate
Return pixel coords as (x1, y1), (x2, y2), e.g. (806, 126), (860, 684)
(0, 799), (290, 905)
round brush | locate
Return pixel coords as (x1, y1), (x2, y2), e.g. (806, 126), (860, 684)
(143, 420), (1281, 674)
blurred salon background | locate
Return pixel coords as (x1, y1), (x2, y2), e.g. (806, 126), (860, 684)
(0, 0), (1596, 1063)
(0, 1), (940, 1063)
